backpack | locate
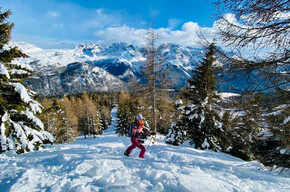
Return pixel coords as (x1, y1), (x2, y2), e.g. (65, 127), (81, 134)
(128, 123), (137, 137)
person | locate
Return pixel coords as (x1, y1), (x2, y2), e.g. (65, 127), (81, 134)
(124, 114), (155, 158)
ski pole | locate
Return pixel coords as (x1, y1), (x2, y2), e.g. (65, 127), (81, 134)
(147, 135), (154, 150)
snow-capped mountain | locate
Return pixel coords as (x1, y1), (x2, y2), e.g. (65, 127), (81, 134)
(25, 62), (127, 96)
(15, 41), (204, 96)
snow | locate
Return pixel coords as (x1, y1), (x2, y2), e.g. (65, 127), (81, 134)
(29, 100), (43, 114)
(10, 83), (31, 103)
(9, 41), (43, 54)
(0, 107), (289, 192)
(0, 44), (11, 53)
(0, 112), (9, 151)
(10, 69), (29, 75)
(14, 41), (145, 71)
(280, 149), (288, 155)
(21, 110), (44, 130)
(283, 116), (290, 125)
(0, 62), (10, 79)
(175, 99), (183, 105)
(218, 92), (240, 99)
(13, 41), (200, 85)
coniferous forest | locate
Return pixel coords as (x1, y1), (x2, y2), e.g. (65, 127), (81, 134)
(1, 0), (289, 172)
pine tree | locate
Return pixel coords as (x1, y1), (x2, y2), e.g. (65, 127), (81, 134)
(184, 43), (228, 151)
(71, 96), (86, 137)
(139, 22), (172, 137)
(55, 96), (78, 143)
(38, 98), (60, 137)
(155, 90), (173, 134)
(225, 94), (263, 160)
(91, 93), (112, 132)
(116, 91), (134, 136)
(166, 99), (188, 145)
(80, 93), (101, 138)
(0, 8), (54, 153)
(141, 24), (159, 137)
(99, 105), (110, 131)
(214, 0), (289, 167)
(255, 89), (290, 168)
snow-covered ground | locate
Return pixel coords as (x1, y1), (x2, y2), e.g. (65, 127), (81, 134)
(0, 107), (289, 192)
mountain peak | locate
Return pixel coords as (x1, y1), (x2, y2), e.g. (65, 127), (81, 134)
(11, 41), (43, 54)
(159, 42), (180, 49)
(107, 42), (136, 52)
(19, 41), (205, 96)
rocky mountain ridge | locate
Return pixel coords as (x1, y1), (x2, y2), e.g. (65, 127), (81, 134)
(15, 41), (204, 96)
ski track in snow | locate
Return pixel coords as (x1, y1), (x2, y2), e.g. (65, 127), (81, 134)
(0, 107), (289, 192)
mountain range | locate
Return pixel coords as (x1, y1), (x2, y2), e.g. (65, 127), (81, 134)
(15, 41), (206, 96)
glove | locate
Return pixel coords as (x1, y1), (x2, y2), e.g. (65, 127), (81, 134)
(150, 132), (156, 135)
(138, 139), (144, 144)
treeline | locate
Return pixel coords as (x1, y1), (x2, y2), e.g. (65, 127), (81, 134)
(116, 44), (289, 169)
(116, 90), (173, 137)
(37, 92), (115, 143)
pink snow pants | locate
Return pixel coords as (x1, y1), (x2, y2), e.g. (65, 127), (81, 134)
(126, 137), (146, 158)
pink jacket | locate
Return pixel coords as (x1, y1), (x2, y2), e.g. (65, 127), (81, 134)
(131, 121), (150, 139)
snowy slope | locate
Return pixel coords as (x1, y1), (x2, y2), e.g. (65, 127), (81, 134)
(0, 107), (289, 192)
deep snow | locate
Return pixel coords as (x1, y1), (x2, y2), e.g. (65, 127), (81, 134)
(0, 107), (289, 192)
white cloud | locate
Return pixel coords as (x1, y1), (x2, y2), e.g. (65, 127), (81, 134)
(213, 13), (238, 32)
(94, 21), (216, 47)
(94, 25), (147, 45)
(48, 11), (60, 17)
(168, 18), (182, 29)
(96, 9), (103, 15)
(83, 8), (122, 29)
(83, 20), (102, 28)
(224, 13), (237, 24)
(12, 33), (81, 49)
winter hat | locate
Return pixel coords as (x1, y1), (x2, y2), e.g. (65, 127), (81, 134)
(136, 114), (144, 121)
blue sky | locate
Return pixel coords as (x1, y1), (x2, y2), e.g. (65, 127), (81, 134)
(1, 0), (219, 49)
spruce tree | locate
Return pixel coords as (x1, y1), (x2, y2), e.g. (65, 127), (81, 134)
(214, 0), (289, 167)
(91, 93), (112, 132)
(184, 43), (228, 151)
(0, 8), (54, 153)
(38, 98), (60, 138)
(116, 91), (134, 136)
(255, 89), (290, 168)
(55, 96), (78, 143)
(166, 99), (188, 145)
(99, 105), (111, 131)
(226, 94), (263, 160)
(155, 90), (173, 134)
(80, 93), (101, 138)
